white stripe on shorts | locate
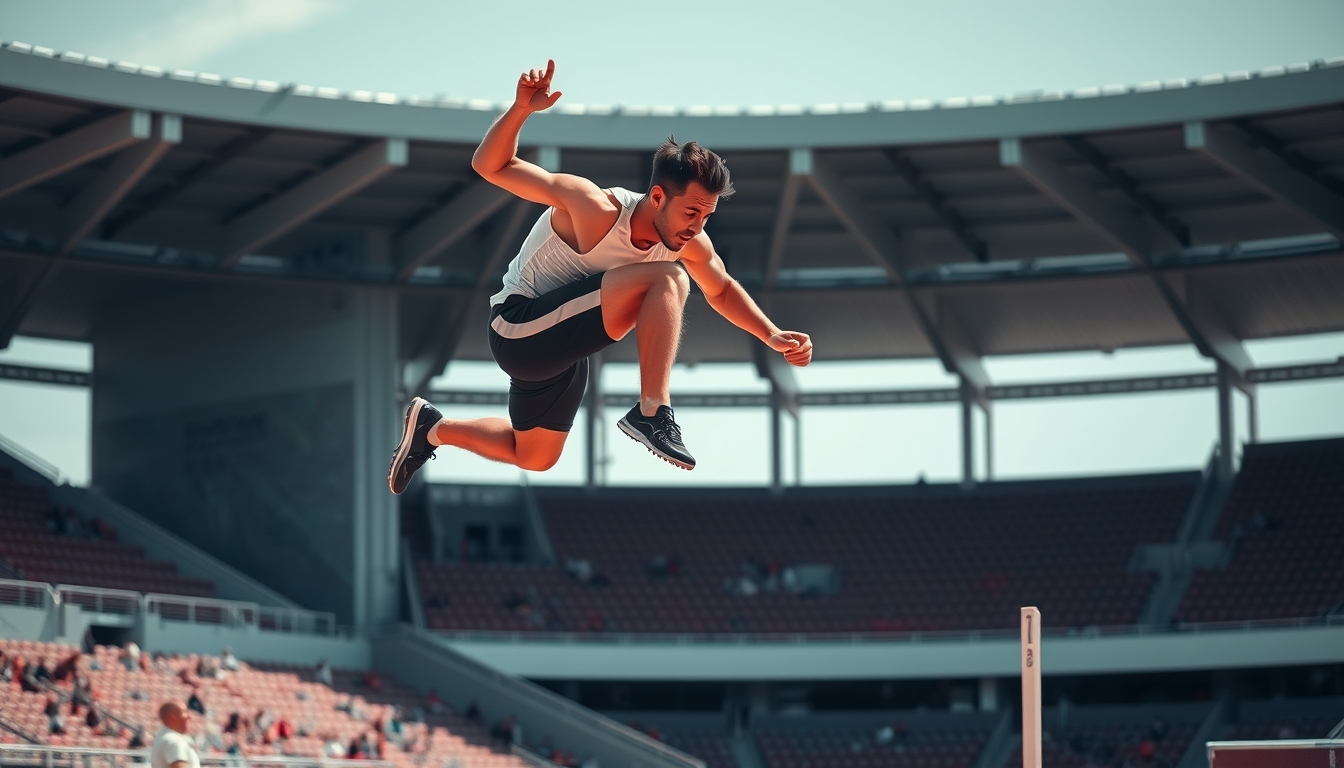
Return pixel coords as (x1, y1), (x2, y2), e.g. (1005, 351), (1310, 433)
(489, 289), (602, 339)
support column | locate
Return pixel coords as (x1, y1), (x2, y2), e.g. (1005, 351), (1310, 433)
(793, 411), (803, 487)
(1247, 389), (1259, 444)
(983, 404), (994, 482)
(1216, 361), (1235, 481)
(960, 379), (975, 487)
(585, 351), (604, 489)
(770, 392), (784, 493)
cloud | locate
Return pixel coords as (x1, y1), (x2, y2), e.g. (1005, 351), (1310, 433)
(116, 0), (343, 70)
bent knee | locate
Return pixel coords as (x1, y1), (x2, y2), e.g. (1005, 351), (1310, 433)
(656, 262), (690, 295)
(517, 452), (561, 472)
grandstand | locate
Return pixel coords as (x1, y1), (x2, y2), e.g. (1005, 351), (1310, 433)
(1, 32), (1343, 768)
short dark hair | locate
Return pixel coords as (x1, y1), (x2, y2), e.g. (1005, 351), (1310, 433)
(649, 137), (734, 199)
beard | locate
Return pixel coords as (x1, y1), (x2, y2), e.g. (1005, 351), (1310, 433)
(653, 207), (693, 251)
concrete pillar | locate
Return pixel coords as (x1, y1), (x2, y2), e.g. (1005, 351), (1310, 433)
(983, 404), (994, 482)
(979, 677), (999, 712)
(1217, 362), (1235, 481)
(770, 392), (783, 493)
(960, 381), (975, 487)
(584, 351), (604, 489)
(1247, 388), (1259, 444)
(793, 411), (803, 487)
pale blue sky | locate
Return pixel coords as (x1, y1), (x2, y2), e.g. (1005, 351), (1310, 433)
(1, 1), (1342, 486)
(2, 0), (1343, 109)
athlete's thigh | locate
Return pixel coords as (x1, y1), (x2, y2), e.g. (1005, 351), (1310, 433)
(599, 261), (683, 340)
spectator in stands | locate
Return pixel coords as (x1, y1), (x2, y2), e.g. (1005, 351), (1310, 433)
(220, 647), (239, 672)
(33, 656), (52, 682)
(44, 695), (65, 734)
(20, 659), (42, 693)
(197, 655), (221, 680)
(71, 673), (94, 715)
(85, 705), (102, 730)
(187, 689), (206, 715)
(129, 727), (147, 750)
(0, 651), (10, 684)
(427, 688), (446, 714)
(363, 669), (383, 692)
(465, 700), (482, 723)
(315, 658), (333, 686)
(122, 641), (141, 672)
(53, 650), (79, 682)
(1149, 716), (1169, 742)
(152, 702), (200, 768)
(649, 554), (670, 578)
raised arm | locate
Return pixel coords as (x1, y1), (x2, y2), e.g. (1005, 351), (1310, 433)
(471, 61), (612, 236)
(680, 234), (813, 367)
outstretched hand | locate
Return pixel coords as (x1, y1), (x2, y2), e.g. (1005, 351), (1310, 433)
(768, 331), (813, 367)
(516, 59), (562, 112)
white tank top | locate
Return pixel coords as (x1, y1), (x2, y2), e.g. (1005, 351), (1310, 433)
(490, 187), (676, 306)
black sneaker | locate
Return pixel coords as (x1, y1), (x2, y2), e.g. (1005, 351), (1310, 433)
(388, 397), (442, 494)
(617, 404), (696, 470)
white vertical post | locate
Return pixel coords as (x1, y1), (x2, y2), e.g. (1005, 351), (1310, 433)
(1021, 606), (1042, 768)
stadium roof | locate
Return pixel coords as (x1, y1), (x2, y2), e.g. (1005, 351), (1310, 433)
(1, 41), (1342, 396)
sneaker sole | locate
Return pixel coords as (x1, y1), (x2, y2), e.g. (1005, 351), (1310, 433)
(388, 397), (428, 494)
(617, 417), (695, 471)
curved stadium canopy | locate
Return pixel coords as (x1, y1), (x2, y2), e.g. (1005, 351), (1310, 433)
(1, 42), (1342, 399)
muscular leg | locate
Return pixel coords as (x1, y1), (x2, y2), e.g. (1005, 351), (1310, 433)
(428, 419), (568, 472)
(600, 262), (691, 416)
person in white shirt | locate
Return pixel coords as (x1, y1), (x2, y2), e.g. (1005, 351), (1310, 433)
(387, 60), (812, 492)
(151, 702), (201, 768)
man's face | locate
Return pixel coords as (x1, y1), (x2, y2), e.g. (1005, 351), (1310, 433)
(652, 182), (718, 251)
(166, 705), (190, 734)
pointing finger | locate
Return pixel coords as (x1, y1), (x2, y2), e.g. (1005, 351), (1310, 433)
(545, 59), (555, 82)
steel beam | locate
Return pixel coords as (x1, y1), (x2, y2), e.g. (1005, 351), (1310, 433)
(403, 200), (535, 398)
(0, 363), (90, 387)
(219, 138), (407, 269)
(802, 150), (906, 282)
(104, 127), (274, 239)
(1185, 121), (1344, 240)
(394, 179), (515, 281)
(1001, 137), (1254, 392)
(763, 150), (808, 289)
(883, 149), (988, 262)
(1062, 136), (1191, 247)
(1000, 138), (1175, 264)
(0, 260), (57, 349)
(0, 110), (151, 200)
(58, 114), (181, 254)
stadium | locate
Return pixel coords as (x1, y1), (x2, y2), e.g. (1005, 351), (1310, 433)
(1, 22), (1343, 768)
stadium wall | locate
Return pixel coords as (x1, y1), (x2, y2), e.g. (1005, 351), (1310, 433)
(89, 281), (399, 629)
(438, 622), (1344, 681)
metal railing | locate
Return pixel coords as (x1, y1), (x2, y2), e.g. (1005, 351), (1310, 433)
(0, 578), (338, 637)
(431, 612), (1344, 646)
(0, 745), (392, 768)
(0, 430), (65, 485)
(0, 578), (57, 610)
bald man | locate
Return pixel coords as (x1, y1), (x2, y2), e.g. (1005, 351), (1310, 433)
(151, 702), (200, 768)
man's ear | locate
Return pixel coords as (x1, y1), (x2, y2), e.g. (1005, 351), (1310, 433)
(649, 184), (667, 207)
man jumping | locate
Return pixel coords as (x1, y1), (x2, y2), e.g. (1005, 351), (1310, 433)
(388, 60), (812, 494)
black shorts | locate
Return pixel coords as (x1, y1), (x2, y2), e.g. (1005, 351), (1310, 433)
(488, 272), (617, 432)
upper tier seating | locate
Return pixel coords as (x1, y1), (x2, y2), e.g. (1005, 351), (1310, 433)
(0, 638), (525, 768)
(0, 474), (213, 598)
(420, 474), (1197, 634)
(1177, 438), (1344, 624)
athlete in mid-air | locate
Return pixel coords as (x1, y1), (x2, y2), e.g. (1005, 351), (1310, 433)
(389, 60), (813, 493)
